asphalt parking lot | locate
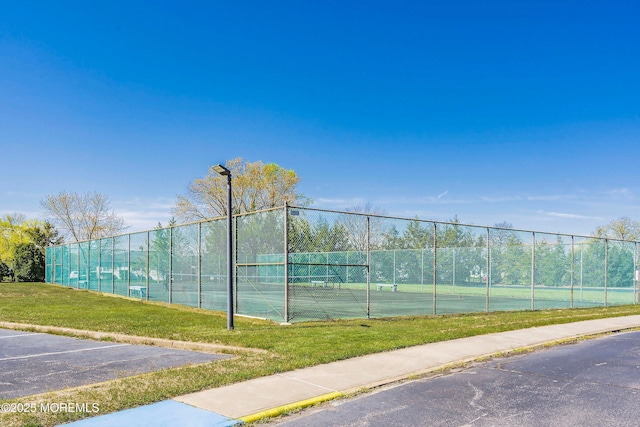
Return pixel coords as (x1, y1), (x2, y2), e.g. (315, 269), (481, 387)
(0, 328), (230, 399)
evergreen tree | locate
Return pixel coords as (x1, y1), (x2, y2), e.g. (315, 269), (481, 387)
(13, 243), (45, 282)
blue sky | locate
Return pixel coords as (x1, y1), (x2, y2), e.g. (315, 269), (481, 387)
(1, 0), (638, 235)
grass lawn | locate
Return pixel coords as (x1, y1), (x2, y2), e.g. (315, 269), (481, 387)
(1, 282), (640, 427)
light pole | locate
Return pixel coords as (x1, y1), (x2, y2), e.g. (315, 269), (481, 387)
(214, 164), (234, 330)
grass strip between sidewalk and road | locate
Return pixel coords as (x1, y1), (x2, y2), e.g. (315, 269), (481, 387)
(1, 282), (639, 427)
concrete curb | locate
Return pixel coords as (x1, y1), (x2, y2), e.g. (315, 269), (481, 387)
(0, 321), (265, 354)
(239, 391), (345, 423)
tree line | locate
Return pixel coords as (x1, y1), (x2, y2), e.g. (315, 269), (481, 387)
(288, 214), (640, 288)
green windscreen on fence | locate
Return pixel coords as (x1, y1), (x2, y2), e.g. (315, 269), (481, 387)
(113, 235), (128, 296)
(99, 237), (113, 293)
(129, 231), (148, 300)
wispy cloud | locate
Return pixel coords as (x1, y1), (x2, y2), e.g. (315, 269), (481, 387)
(600, 188), (634, 199)
(1, 191), (42, 199)
(479, 195), (524, 203)
(526, 194), (576, 202)
(112, 197), (174, 232)
(375, 194), (473, 206)
(314, 197), (367, 208)
(480, 193), (582, 203)
(303, 186), (636, 236)
(544, 211), (604, 220)
(116, 196), (175, 210)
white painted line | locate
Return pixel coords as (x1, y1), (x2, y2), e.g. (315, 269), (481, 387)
(0, 344), (130, 362)
(0, 333), (43, 339)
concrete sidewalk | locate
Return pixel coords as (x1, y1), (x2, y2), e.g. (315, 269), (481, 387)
(64, 315), (640, 426)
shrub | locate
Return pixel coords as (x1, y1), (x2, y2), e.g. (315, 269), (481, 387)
(13, 243), (45, 282)
(0, 260), (11, 281)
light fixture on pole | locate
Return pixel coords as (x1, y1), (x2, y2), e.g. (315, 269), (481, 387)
(213, 163), (234, 330)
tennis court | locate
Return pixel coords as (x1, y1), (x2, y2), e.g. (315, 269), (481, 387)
(285, 283), (613, 322)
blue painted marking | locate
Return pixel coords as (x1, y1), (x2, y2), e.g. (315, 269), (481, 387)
(60, 400), (242, 427)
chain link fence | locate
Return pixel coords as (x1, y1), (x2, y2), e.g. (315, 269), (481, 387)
(46, 205), (640, 323)
(45, 208), (285, 320)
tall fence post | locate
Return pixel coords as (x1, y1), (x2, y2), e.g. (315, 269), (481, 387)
(52, 246), (56, 285)
(633, 243), (640, 304)
(87, 242), (91, 290)
(169, 227), (173, 304)
(604, 239), (608, 307)
(433, 223), (437, 316)
(366, 216), (371, 319)
(234, 215), (238, 317)
(146, 231), (150, 301)
(52, 246), (56, 284)
(198, 222), (202, 309)
(284, 203), (290, 323)
(127, 235), (131, 296)
(486, 228), (490, 312)
(580, 243), (584, 302)
(531, 232), (536, 311)
(97, 239), (101, 293)
(110, 237), (115, 294)
(77, 242), (80, 289)
(570, 235), (575, 309)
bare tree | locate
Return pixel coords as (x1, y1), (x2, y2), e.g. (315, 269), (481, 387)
(40, 191), (128, 242)
(593, 217), (640, 241)
(490, 221), (517, 247)
(2, 213), (27, 226)
(172, 157), (309, 222)
(340, 203), (390, 250)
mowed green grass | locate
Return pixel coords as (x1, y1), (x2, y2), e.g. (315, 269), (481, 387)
(1, 282), (639, 427)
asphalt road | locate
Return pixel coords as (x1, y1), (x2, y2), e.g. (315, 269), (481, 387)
(0, 328), (230, 399)
(266, 331), (640, 427)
